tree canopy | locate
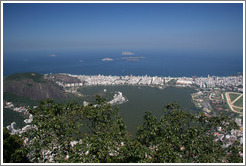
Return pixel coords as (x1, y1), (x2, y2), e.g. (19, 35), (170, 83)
(4, 96), (243, 163)
(3, 127), (29, 163)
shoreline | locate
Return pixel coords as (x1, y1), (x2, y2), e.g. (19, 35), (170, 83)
(3, 71), (243, 78)
(44, 73), (243, 92)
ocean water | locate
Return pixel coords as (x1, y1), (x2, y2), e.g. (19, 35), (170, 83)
(3, 49), (243, 77)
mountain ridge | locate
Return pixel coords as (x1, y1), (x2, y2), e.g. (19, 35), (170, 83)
(3, 72), (67, 100)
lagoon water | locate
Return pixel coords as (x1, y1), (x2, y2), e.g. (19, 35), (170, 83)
(78, 85), (199, 136)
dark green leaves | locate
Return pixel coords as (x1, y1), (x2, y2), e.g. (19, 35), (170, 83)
(3, 128), (29, 163)
(15, 98), (242, 163)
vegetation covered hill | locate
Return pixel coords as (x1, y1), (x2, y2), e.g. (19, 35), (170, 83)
(4, 96), (242, 163)
(3, 72), (67, 101)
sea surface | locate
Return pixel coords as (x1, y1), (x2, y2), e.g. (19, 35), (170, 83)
(3, 49), (243, 77)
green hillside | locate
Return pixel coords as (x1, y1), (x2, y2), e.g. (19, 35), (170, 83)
(4, 72), (46, 83)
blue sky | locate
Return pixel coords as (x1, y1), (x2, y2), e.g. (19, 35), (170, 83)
(3, 3), (243, 54)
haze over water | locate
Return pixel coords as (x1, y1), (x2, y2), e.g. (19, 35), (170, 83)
(3, 49), (243, 77)
(3, 3), (243, 77)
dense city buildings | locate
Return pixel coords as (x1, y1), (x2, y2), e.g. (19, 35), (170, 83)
(45, 73), (243, 92)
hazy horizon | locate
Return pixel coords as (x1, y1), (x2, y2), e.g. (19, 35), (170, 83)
(3, 2), (244, 77)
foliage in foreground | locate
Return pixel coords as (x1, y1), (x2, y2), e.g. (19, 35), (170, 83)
(3, 128), (29, 163)
(4, 96), (243, 163)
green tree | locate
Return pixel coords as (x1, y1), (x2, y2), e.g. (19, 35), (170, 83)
(3, 128), (29, 163)
(20, 98), (242, 163)
(24, 97), (130, 163)
(134, 103), (242, 163)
